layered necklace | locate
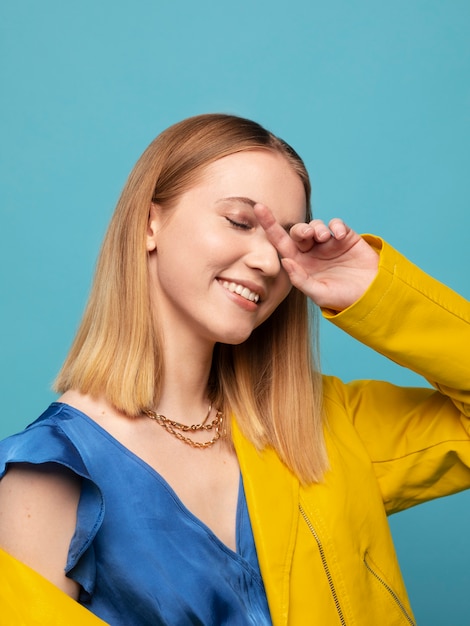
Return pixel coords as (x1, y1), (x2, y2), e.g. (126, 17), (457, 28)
(143, 403), (223, 449)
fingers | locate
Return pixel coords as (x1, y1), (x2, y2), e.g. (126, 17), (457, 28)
(280, 257), (308, 286)
(280, 257), (323, 304)
(328, 218), (348, 240)
(290, 218), (348, 243)
(254, 203), (349, 258)
(253, 204), (298, 258)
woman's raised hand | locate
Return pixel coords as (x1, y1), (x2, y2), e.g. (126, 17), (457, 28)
(254, 204), (379, 312)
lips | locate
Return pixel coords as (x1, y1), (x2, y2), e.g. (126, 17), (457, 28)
(218, 280), (261, 303)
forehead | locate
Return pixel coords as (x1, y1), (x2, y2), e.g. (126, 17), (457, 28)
(196, 149), (307, 222)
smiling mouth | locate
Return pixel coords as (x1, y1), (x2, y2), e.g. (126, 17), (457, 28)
(219, 280), (260, 303)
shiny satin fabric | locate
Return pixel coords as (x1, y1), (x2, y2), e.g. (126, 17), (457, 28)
(0, 404), (272, 625)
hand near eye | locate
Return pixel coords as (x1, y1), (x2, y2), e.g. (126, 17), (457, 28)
(254, 204), (379, 312)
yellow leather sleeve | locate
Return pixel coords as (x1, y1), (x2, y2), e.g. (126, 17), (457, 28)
(0, 547), (108, 625)
(323, 236), (470, 512)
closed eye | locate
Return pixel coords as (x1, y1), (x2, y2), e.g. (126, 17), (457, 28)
(225, 217), (252, 230)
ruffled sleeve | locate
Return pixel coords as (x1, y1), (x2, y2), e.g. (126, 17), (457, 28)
(0, 408), (105, 597)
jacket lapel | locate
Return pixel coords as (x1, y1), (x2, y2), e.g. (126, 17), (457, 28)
(233, 420), (299, 626)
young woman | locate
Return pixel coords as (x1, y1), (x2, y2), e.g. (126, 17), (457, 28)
(0, 114), (469, 625)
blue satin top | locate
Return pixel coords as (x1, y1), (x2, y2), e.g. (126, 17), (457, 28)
(0, 403), (272, 625)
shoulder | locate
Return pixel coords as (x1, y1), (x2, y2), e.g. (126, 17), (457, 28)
(0, 461), (81, 598)
(0, 400), (107, 599)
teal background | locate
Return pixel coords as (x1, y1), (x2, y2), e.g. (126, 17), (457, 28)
(1, 1), (469, 622)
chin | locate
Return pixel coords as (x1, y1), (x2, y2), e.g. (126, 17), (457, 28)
(218, 329), (254, 346)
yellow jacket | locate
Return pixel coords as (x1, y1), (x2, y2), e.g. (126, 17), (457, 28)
(0, 547), (107, 625)
(234, 236), (470, 625)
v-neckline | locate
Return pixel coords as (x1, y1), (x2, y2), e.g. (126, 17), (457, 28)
(52, 401), (243, 556)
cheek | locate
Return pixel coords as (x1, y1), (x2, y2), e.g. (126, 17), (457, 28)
(257, 276), (292, 326)
(158, 226), (208, 269)
(274, 272), (293, 303)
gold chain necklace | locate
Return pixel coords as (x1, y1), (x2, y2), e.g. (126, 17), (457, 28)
(143, 403), (223, 449)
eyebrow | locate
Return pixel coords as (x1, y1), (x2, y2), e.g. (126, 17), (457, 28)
(216, 196), (297, 232)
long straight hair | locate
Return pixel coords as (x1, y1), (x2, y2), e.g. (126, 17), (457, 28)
(55, 114), (328, 483)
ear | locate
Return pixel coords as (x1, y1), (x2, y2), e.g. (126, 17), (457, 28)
(146, 203), (160, 252)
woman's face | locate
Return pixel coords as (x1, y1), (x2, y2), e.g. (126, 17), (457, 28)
(146, 149), (307, 350)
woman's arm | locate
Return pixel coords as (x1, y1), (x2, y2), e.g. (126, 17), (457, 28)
(255, 203), (469, 389)
(0, 462), (81, 598)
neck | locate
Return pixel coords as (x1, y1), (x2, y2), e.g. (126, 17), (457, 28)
(156, 337), (216, 427)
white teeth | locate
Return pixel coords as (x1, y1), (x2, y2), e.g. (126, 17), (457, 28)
(220, 281), (260, 303)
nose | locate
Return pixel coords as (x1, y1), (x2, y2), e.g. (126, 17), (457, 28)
(245, 233), (282, 277)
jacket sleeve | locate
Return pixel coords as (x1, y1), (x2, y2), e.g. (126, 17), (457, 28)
(322, 236), (470, 514)
(0, 547), (108, 625)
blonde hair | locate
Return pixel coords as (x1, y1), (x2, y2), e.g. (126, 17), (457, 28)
(55, 114), (327, 483)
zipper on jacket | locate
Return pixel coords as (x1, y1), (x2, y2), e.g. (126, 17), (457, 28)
(299, 504), (347, 626)
(363, 553), (415, 626)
